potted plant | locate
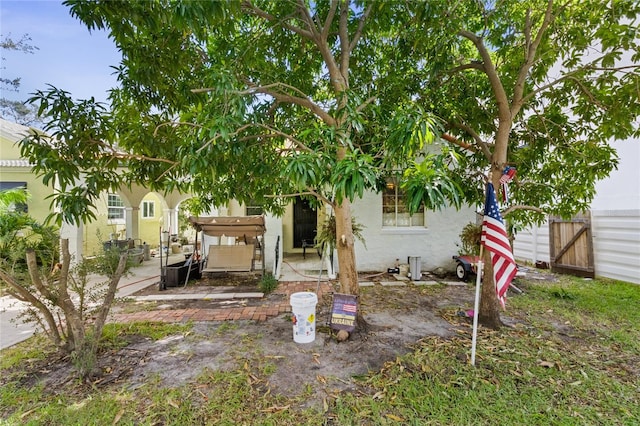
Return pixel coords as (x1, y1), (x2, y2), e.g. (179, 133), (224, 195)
(315, 214), (366, 279)
(453, 222), (482, 281)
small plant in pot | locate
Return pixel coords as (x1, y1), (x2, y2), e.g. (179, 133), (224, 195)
(315, 214), (366, 277)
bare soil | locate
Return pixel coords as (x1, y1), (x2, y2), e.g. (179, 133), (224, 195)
(1, 268), (558, 410)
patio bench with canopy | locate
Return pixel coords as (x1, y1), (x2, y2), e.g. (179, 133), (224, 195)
(188, 215), (266, 275)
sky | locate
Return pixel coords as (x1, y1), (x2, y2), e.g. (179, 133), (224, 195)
(1, 0), (120, 105)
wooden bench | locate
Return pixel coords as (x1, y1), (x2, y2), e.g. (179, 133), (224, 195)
(202, 244), (255, 272)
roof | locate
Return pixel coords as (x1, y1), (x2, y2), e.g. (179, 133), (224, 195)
(0, 159), (31, 167)
(0, 118), (39, 142)
(188, 215), (266, 238)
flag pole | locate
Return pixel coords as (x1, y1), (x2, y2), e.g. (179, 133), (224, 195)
(471, 175), (490, 366)
(470, 245), (483, 366)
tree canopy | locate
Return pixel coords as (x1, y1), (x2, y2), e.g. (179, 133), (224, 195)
(410, 0), (640, 228)
(402, 0), (640, 326)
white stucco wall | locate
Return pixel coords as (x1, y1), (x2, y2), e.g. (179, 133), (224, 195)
(351, 191), (477, 272)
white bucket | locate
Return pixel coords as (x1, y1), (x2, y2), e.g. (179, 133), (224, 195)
(290, 292), (318, 343)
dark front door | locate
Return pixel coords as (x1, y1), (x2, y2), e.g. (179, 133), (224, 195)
(293, 197), (317, 248)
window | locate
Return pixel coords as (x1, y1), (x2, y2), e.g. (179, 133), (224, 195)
(107, 194), (125, 220)
(245, 201), (263, 216)
(142, 201), (155, 218)
(0, 182), (28, 213)
(382, 180), (424, 227)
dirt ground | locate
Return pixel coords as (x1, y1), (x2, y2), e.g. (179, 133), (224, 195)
(2, 268), (557, 410)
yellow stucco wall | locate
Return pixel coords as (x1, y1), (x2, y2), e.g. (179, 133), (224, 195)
(1, 120), (55, 224)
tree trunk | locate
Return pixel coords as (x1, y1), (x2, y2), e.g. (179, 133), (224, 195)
(478, 164), (508, 329)
(57, 239), (86, 353)
(478, 249), (503, 329)
(334, 199), (359, 297)
(92, 251), (129, 347)
(0, 266), (65, 348)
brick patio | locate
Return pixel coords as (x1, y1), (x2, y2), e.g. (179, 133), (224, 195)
(109, 281), (334, 324)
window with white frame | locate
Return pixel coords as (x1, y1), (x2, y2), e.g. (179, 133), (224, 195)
(142, 200), (155, 218)
(107, 194), (125, 220)
(382, 179), (425, 227)
(245, 201), (263, 216)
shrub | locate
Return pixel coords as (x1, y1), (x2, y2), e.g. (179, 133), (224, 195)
(258, 273), (278, 294)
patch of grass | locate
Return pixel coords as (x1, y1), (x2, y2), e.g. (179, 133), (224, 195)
(258, 273), (279, 294)
(330, 331), (639, 425)
(0, 335), (55, 370)
(327, 277), (640, 425)
(100, 321), (193, 349)
(214, 321), (239, 335)
(511, 276), (640, 351)
(0, 381), (45, 420)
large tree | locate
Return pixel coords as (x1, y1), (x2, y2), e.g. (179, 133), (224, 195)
(23, 1), (460, 307)
(405, 0), (640, 327)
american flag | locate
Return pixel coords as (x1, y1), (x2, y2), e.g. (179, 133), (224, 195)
(481, 183), (517, 308)
(342, 303), (357, 313)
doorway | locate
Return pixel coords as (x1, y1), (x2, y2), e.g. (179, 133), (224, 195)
(293, 197), (317, 248)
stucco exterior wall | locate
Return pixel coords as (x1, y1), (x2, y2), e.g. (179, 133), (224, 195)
(351, 191), (477, 273)
(1, 120), (55, 225)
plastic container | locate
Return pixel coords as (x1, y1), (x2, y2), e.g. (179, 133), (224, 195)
(408, 256), (422, 281)
(290, 292), (318, 343)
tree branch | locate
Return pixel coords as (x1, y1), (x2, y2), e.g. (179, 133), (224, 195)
(92, 252), (128, 347)
(235, 81), (311, 99)
(338, 1), (351, 81)
(448, 122), (493, 160)
(249, 84), (337, 126)
(356, 95), (377, 113)
(247, 123), (316, 153)
(348, 3), (373, 53)
(511, 0), (556, 117)
(321, 0), (339, 41)
(0, 267), (64, 347)
(296, 0), (320, 38)
(503, 204), (545, 216)
(441, 133), (478, 152)
(449, 62), (485, 74)
(241, 0), (313, 39)
(459, 30), (510, 119)
(568, 76), (607, 110)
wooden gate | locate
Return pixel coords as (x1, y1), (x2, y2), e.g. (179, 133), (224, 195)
(549, 212), (595, 278)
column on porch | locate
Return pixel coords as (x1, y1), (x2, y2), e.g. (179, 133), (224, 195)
(124, 206), (140, 242)
(60, 220), (83, 263)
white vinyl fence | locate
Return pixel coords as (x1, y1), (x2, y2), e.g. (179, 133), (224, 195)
(513, 209), (640, 285)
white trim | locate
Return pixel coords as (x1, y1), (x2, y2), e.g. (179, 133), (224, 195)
(380, 227), (430, 235)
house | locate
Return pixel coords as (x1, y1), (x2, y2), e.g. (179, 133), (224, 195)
(198, 193), (475, 278)
(513, 138), (640, 284)
(0, 118), (189, 259)
(2, 118), (476, 276)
